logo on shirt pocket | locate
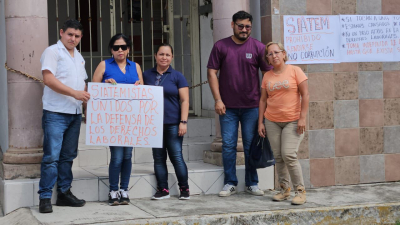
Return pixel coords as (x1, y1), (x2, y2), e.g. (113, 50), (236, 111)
(246, 53), (253, 59)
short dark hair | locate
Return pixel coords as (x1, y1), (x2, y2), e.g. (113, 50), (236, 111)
(232, 10), (253, 23)
(108, 33), (132, 55)
(62, 19), (83, 33)
(155, 43), (174, 55)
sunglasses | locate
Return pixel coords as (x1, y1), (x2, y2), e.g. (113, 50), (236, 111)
(112, 45), (128, 51)
(235, 23), (252, 30)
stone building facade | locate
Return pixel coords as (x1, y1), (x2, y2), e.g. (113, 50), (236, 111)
(261, 0), (400, 188)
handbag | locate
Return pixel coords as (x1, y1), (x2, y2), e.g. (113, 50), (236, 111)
(249, 132), (275, 169)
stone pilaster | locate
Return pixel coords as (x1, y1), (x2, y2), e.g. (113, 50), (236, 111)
(1, 0), (48, 179)
(203, 0), (250, 166)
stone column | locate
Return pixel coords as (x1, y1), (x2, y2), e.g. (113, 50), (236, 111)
(203, 0), (250, 166)
(1, 0), (48, 179)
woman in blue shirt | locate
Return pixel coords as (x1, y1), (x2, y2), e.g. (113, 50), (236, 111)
(143, 43), (190, 200)
(92, 33), (143, 206)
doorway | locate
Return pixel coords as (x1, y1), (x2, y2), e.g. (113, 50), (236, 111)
(47, 0), (201, 115)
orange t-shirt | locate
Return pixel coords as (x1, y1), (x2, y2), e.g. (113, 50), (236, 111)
(261, 64), (308, 122)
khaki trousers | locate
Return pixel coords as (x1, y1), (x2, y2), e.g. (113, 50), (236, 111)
(265, 119), (304, 188)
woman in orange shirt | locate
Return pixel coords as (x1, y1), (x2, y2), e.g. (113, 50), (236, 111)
(258, 42), (309, 205)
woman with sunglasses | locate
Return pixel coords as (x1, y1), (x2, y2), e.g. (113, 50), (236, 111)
(258, 42), (309, 205)
(92, 33), (143, 206)
(143, 43), (190, 200)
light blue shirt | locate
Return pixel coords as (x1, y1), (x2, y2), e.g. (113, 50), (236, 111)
(41, 40), (88, 114)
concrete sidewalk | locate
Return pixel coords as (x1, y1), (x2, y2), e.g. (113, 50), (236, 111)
(2, 182), (400, 225)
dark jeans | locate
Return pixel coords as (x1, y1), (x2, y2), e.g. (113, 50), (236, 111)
(152, 124), (188, 189)
(39, 110), (81, 199)
(109, 146), (133, 191)
(219, 108), (259, 187)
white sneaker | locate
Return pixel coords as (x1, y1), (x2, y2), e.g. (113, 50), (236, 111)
(219, 184), (237, 197)
(119, 189), (130, 205)
(246, 185), (264, 196)
(108, 190), (120, 206)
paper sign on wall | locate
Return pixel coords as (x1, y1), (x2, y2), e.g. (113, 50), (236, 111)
(284, 15), (340, 64)
(340, 15), (400, 62)
(395, 16), (400, 60)
(86, 83), (164, 148)
(283, 15), (400, 64)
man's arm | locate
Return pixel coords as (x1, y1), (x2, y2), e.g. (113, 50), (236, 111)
(207, 68), (225, 115)
(43, 70), (90, 102)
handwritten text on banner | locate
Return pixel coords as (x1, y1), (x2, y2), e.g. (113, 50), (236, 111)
(283, 15), (400, 64)
(340, 15), (400, 62)
(86, 83), (164, 148)
(284, 15), (340, 64)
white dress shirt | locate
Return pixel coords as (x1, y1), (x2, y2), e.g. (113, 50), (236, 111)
(41, 40), (88, 114)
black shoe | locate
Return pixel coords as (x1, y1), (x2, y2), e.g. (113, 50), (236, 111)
(119, 189), (130, 205)
(179, 187), (190, 200)
(56, 189), (86, 207)
(108, 190), (120, 206)
(39, 198), (53, 213)
(151, 188), (170, 200)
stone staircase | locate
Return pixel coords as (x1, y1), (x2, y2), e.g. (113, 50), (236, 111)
(74, 117), (217, 167)
(0, 117), (274, 215)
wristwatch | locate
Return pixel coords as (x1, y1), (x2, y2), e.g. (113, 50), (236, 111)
(180, 120), (188, 124)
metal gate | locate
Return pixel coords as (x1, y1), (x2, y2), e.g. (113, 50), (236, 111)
(47, 0), (201, 115)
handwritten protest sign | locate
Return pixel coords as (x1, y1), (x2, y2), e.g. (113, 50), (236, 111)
(284, 15), (340, 64)
(86, 83), (164, 148)
(393, 15), (400, 60)
(340, 15), (399, 62)
(283, 15), (400, 64)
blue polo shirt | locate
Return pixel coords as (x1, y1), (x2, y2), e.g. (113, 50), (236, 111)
(143, 66), (188, 124)
(102, 58), (139, 84)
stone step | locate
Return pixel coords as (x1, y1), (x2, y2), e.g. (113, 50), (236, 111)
(203, 150), (245, 166)
(185, 117), (215, 138)
(0, 162), (274, 215)
(76, 117), (216, 167)
(79, 117), (215, 143)
(75, 136), (216, 167)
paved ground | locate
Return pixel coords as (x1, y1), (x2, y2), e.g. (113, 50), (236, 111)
(1, 182), (400, 224)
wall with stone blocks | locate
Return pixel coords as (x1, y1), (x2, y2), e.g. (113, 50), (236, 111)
(261, 0), (400, 188)
(0, 0), (9, 153)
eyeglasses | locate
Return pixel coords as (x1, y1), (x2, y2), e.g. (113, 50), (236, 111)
(235, 23), (252, 30)
(155, 74), (162, 86)
(112, 45), (128, 51)
(266, 50), (283, 58)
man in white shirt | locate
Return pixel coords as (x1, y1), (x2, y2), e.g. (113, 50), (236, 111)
(38, 19), (90, 213)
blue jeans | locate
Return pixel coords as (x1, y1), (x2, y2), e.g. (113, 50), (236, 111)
(152, 124), (188, 189)
(39, 110), (81, 199)
(109, 146), (133, 191)
(219, 108), (259, 187)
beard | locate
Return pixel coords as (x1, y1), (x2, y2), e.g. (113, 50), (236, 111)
(234, 31), (251, 41)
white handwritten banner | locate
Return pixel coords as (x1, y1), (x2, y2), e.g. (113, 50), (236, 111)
(86, 83), (164, 148)
(393, 15), (400, 60)
(284, 15), (340, 64)
(283, 15), (400, 64)
(340, 15), (399, 62)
